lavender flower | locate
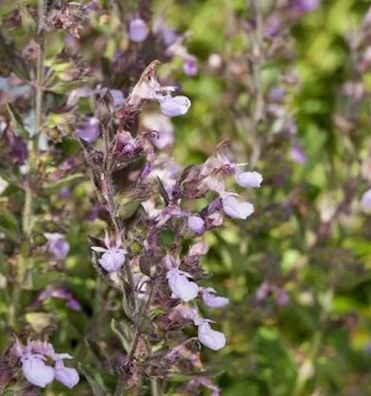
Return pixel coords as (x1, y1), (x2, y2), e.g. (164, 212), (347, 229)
(44, 233), (70, 260)
(54, 360), (79, 389)
(187, 215), (205, 235)
(296, 0), (321, 13)
(159, 95), (191, 117)
(290, 144), (307, 164)
(222, 194), (254, 219)
(76, 117), (100, 143)
(98, 248), (126, 273)
(197, 322), (226, 351)
(142, 113), (174, 149)
(38, 287), (81, 311)
(201, 288), (229, 308)
(360, 189), (371, 213)
(17, 340), (79, 389)
(109, 89), (125, 107)
(235, 171), (263, 188)
(183, 58), (198, 76)
(167, 268), (199, 302)
(128, 18), (149, 43)
(21, 355), (55, 388)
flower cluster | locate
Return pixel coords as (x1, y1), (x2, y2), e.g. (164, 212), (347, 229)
(79, 61), (262, 386)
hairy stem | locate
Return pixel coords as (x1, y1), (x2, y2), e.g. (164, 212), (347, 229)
(11, 0), (45, 329)
(150, 378), (163, 396)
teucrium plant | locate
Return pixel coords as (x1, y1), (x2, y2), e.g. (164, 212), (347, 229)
(79, 60), (262, 393)
(0, 1), (263, 393)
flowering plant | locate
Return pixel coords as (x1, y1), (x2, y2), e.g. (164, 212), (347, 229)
(1, 0), (371, 395)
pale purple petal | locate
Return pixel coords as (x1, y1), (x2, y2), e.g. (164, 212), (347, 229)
(296, 0), (320, 13)
(360, 189), (371, 213)
(129, 18), (149, 42)
(142, 113), (174, 149)
(110, 89), (125, 107)
(21, 356), (55, 388)
(161, 26), (178, 46)
(222, 195), (254, 219)
(98, 248), (126, 272)
(197, 322), (226, 351)
(235, 171), (263, 188)
(183, 58), (198, 76)
(167, 270), (199, 302)
(45, 233), (70, 260)
(159, 95), (191, 117)
(66, 298), (82, 311)
(290, 145), (307, 165)
(202, 289), (229, 308)
(54, 360), (79, 389)
(187, 215), (205, 235)
(76, 117), (100, 143)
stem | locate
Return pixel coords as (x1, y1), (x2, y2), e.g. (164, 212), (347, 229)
(249, 0), (264, 125)
(126, 282), (156, 362)
(292, 290), (333, 396)
(150, 378), (163, 396)
(11, 0), (45, 329)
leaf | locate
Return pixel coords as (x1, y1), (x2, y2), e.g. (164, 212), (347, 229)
(78, 365), (107, 396)
(85, 338), (112, 372)
(111, 319), (130, 353)
(0, 207), (20, 243)
(157, 177), (170, 205)
(139, 252), (153, 277)
(5, 104), (29, 139)
(0, 32), (30, 81)
(120, 200), (141, 220)
(48, 78), (91, 95)
(44, 173), (86, 193)
(31, 271), (66, 289)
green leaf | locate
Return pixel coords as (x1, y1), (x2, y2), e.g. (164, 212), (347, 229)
(0, 32), (30, 81)
(0, 207), (20, 242)
(44, 173), (86, 194)
(31, 271), (67, 289)
(5, 104), (29, 139)
(78, 365), (108, 396)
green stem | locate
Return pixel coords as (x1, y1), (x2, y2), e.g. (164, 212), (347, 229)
(11, 0), (45, 329)
(150, 378), (163, 396)
(292, 290), (333, 396)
